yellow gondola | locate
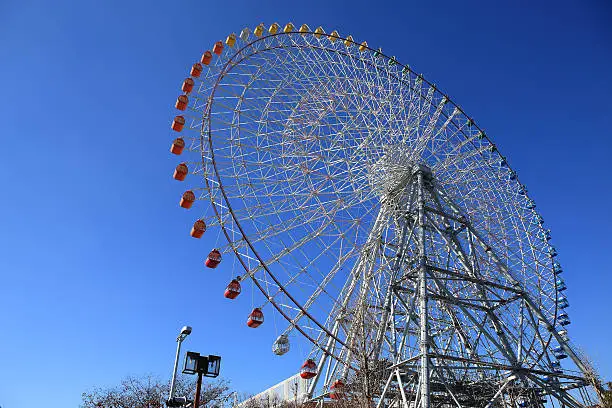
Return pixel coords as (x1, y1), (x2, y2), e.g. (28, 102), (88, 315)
(226, 33), (236, 47)
(330, 30), (339, 43)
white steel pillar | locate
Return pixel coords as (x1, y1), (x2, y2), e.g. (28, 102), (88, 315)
(415, 167), (430, 408)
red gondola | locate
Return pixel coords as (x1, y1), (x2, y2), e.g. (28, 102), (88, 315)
(212, 41), (224, 55)
(329, 380), (345, 400)
(247, 308), (264, 328)
(205, 249), (222, 268)
(201, 50), (213, 65)
(171, 115), (185, 132)
(175, 94), (188, 111)
(170, 137), (185, 155)
(190, 219), (206, 238)
(173, 163), (188, 181)
(181, 78), (194, 94)
(190, 62), (203, 77)
(300, 359), (317, 379)
(224, 279), (241, 299)
(180, 190), (195, 209)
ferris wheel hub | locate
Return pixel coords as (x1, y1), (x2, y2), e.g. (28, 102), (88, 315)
(368, 146), (417, 197)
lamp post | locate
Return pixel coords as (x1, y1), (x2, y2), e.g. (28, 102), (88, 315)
(183, 352), (222, 408)
(167, 325), (192, 407)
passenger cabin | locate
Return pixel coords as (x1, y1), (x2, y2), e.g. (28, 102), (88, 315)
(247, 308), (264, 328)
(556, 279), (567, 291)
(329, 380), (345, 400)
(224, 279), (241, 299)
(553, 346), (568, 360)
(170, 138), (185, 155)
(173, 163), (188, 181)
(180, 190), (195, 209)
(300, 359), (317, 379)
(171, 115), (185, 132)
(551, 360), (563, 374)
(205, 249), (222, 268)
(254, 24), (265, 37)
(201, 51), (213, 65)
(283, 23), (294, 33)
(190, 219), (206, 238)
(558, 313), (571, 326)
(240, 27), (251, 41)
(226, 33), (236, 47)
(272, 334), (290, 355)
(175, 94), (189, 110)
(212, 41), (224, 55)
(190, 63), (203, 77)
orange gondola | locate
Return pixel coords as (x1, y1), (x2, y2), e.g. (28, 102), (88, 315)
(173, 163), (188, 181)
(201, 50), (213, 65)
(212, 41), (224, 55)
(181, 78), (194, 94)
(190, 219), (206, 238)
(171, 115), (185, 132)
(170, 138), (185, 155)
(190, 62), (203, 77)
(175, 94), (188, 111)
(180, 190), (195, 209)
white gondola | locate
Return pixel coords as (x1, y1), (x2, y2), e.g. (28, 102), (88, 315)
(272, 334), (290, 355)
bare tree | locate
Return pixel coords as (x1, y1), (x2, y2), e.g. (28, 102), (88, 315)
(81, 374), (232, 408)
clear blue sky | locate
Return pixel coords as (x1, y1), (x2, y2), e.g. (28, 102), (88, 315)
(0, 1), (610, 407)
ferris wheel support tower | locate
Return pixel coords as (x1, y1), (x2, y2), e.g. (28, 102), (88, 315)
(307, 163), (590, 408)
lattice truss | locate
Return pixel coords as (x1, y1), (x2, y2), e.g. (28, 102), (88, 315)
(171, 24), (596, 408)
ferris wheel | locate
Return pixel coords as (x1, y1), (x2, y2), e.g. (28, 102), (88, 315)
(168, 23), (597, 408)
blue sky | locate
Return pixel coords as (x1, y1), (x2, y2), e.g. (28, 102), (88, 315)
(0, 1), (611, 407)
